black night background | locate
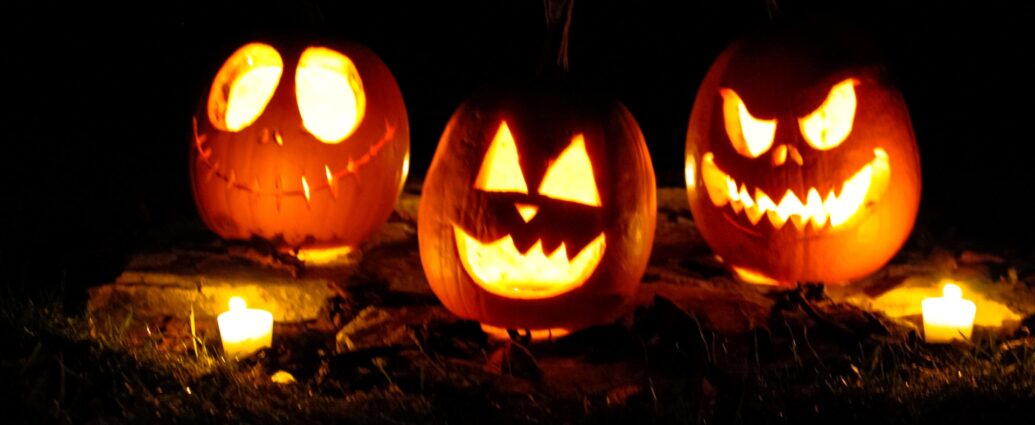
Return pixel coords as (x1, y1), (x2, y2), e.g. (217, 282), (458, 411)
(6, 0), (1035, 276)
(3, 0), (1035, 423)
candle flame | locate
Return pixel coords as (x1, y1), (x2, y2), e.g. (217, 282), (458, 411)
(229, 297), (247, 311)
(943, 283), (963, 299)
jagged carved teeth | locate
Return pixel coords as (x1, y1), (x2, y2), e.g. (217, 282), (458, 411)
(452, 226), (606, 299)
(700, 149), (890, 231)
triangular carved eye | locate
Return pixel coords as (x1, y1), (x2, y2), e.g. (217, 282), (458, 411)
(720, 88), (776, 158)
(474, 121), (528, 193)
(538, 134), (601, 206)
(296, 47), (366, 144)
(208, 43), (283, 132)
(798, 78), (858, 151)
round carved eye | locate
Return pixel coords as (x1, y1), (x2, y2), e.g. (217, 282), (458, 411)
(799, 79), (858, 151)
(207, 43), (283, 132)
(296, 47), (366, 144)
(720, 88), (776, 158)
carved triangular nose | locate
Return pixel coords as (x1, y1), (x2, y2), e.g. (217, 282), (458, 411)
(515, 203), (539, 223)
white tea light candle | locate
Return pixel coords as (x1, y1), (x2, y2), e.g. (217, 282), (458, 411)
(217, 297), (273, 357)
(921, 283), (976, 344)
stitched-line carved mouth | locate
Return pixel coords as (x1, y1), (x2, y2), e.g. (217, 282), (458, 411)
(700, 148), (890, 231)
(192, 117), (396, 205)
(452, 226), (606, 300)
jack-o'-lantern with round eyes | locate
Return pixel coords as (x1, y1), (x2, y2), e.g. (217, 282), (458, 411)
(419, 86), (656, 331)
(685, 25), (921, 285)
(191, 41), (409, 253)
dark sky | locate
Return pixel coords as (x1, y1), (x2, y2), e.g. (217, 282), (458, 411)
(5, 0), (1035, 285)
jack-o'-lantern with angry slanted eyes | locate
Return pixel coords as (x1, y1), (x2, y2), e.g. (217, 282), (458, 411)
(419, 86), (656, 331)
(685, 25), (921, 285)
(191, 41), (409, 253)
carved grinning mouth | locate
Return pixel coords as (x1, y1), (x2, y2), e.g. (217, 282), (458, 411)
(452, 226), (606, 299)
(700, 148), (891, 232)
(192, 116), (396, 206)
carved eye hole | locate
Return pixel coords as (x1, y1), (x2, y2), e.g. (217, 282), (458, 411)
(474, 122), (528, 193)
(296, 47), (367, 144)
(798, 79), (858, 151)
(537, 134), (601, 207)
(720, 88), (776, 158)
(208, 43), (284, 132)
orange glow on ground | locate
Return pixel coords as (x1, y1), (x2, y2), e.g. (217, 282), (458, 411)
(861, 282), (1021, 327)
(700, 148), (890, 231)
(296, 47), (366, 144)
(453, 226), (605, 299)
(731, 266), (780, 285)
(480, 323), (572, 342)
(296, 245), (355, 265)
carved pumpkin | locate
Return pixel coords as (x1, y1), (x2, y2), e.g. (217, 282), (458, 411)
(191, 41), (409, 251)
(419, 86), (656, 330)
(685, 25), (921, 285)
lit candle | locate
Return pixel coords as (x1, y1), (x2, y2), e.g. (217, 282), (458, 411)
(217, 297), (273, 357)
(921, 283), (976, 344)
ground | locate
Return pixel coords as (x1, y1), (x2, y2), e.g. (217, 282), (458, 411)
(2, 186), (1035, 424)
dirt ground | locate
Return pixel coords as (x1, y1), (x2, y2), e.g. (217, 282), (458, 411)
(3, 186), (1035, 424)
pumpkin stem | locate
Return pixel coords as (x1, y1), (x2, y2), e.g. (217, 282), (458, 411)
(542, 0), (575, 75)
(765, 0), (781, 21)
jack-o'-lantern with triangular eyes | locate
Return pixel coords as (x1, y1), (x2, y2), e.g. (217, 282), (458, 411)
(191, 41), (409, 255)
(686, 25), (921, 285)
(419, 86), (656, 331)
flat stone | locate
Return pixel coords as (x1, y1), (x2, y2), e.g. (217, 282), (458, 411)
(394, 188), (421, 223)
(87, 249), (339, 324)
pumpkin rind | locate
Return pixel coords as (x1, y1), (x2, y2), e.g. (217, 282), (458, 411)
(190, 40), (409, 250)
(419, 85), (656, 330)
(685, 25), (921, 284)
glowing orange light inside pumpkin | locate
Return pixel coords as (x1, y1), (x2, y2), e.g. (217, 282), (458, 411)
(685, 154), (697, 191)
(296, 245), (354, 264)
(537, 134), (601, 206)
(453, 227), (605, 299)
(474, 122), (528, 193)
(480, 323), (572, 342)
(300, 176), (311, 203)
(459, 123), (608, 299)
(209, 43), (284, 132)
(799, 79), (859, 151)
(296, 47), (366, 144)
(399, 149), (411, 193)
(515, 203), (539, 222)
(720, 88), (776, 158)
(699, 148), (890, 230)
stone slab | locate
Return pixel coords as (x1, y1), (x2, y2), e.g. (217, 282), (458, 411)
(88, 249), (340, 324)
